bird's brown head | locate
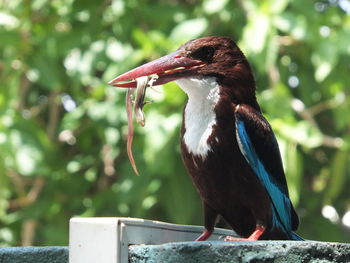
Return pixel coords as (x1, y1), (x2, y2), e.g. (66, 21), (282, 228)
(109, 36), (258, 108)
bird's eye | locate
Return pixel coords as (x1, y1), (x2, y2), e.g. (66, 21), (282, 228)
(191, 46), (215, 62)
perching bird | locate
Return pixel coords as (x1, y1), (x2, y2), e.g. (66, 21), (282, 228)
(109, 36), (303, 241)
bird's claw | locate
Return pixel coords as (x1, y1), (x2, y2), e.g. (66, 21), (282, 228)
(224, 225), (266, 241)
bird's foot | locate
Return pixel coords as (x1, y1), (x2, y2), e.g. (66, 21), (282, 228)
(225, 225), (266, 241)
(195, 229), (213, 241)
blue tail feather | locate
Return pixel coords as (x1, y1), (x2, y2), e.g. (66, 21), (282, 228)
(290, 232), (304, 241)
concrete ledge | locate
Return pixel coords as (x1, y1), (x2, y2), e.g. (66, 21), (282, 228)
(0, 247), (68, 263)
(1, 241), (349, 263)
(129, 241), (350, 263)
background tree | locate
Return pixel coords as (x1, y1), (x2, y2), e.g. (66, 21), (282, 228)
(0, 0), (349, 245)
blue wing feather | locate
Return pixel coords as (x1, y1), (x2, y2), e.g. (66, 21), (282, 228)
(234, 105), (302, 240)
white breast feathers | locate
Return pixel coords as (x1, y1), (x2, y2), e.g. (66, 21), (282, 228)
(175, 77), (220, 159)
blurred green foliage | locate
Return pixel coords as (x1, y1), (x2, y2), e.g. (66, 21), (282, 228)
(0, 0), (349, 246)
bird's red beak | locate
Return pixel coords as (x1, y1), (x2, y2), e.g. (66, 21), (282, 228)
(108, 51), (204, 88)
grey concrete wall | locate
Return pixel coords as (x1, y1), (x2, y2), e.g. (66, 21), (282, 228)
(129, 241), (350, 263)
(1, 241), (350, 263)
(0, 247), (68, 263)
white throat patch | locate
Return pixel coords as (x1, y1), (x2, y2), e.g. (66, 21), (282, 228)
(175, 77), (220, 159)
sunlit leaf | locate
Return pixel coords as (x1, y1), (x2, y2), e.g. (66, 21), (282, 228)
(203, 0), (228, 14)
(272, 120), (323, 148)
(170, 18), (208, 42)
(311, 41), (338, 82)
(15, 146), (42, 176)
(325, 150), (348, 202)
(241, 13), (270, 53)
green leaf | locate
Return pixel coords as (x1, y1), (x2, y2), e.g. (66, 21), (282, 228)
(272, 120), (323, 148)
(203, 0), (228, 14)
(241, 13), (270, 53)
(170, 18), (208, 42)
(325, 150), (349, 202)
(311, 41), (338, 82)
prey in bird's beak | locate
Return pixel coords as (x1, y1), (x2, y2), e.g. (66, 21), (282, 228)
(109, 50), (205, 175)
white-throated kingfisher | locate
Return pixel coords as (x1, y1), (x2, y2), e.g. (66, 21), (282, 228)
(109, 36), (303, 241)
